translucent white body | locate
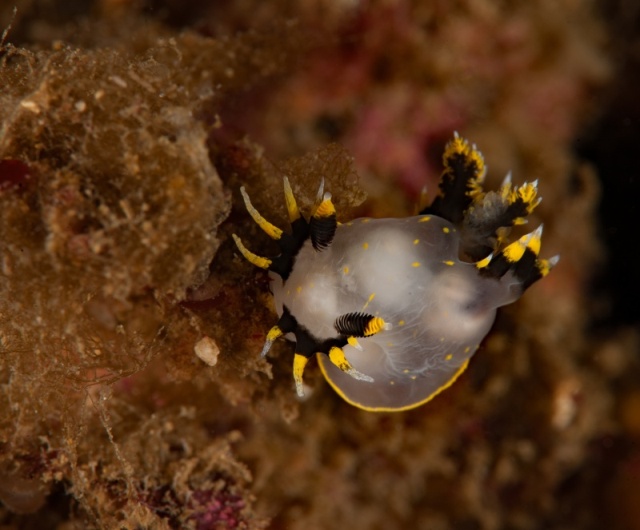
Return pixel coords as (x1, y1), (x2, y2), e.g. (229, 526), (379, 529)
(271, 215), (521, 411)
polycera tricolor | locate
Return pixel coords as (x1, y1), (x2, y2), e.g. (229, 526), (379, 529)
(232, 134), (557, 411)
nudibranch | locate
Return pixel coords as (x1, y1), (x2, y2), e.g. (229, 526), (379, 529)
(232, 134), (558, 411)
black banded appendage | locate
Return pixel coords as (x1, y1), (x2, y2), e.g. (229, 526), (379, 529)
(310, 216), (337, 251)
(310, 192), (337, 251)
(334, 312), (390, 338)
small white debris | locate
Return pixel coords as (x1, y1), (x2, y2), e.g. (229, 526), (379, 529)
(194, 336), (220, 366)
(75, 100), (87, 112)
(551, 378), (581, 430)
(20, 100), (40, 114)
(109, 75), (127, 88)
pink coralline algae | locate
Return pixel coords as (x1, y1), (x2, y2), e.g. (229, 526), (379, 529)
(189, 490), (247, 530)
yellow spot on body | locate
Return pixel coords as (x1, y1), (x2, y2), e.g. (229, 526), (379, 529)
(362, 218), (371, 223)
(398, 320), (405, 326)
(403, 369), (410, 373)
(296, 286), (302, 294)
(442, 226), (450, 234)
(445, 354), (453, 361)
(443, 260), (455, 266)
(412, 262), (421, 267)
(346, 222), (353, 226)
(343, 266), (349, 274)
(410, 375), (417, 380)
(413, 239), (420, 245)
(419, 216), (431, 222)
(390, 381), (395, 385)
(363, 242), (369, 249)
(464, 346), (470, 353)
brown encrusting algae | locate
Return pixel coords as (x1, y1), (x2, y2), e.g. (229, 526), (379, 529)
(0, 1), (638, 529)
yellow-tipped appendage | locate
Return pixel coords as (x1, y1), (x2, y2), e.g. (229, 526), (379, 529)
(261, 325), (284, 357)
(239, 187), (283, 240)
(231, 234), (272, 270)
(502, 234), (529, 263)
(328, 347), (374, 382)
(500, 180), (541, 222)
(283, 177), (300, 222)
(293, 353), (309, 397)
(538, 255), (560, 278)
(526, 224), (543, 256)
(502, 225), (544, 263)
(475, 253), (493, 269)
